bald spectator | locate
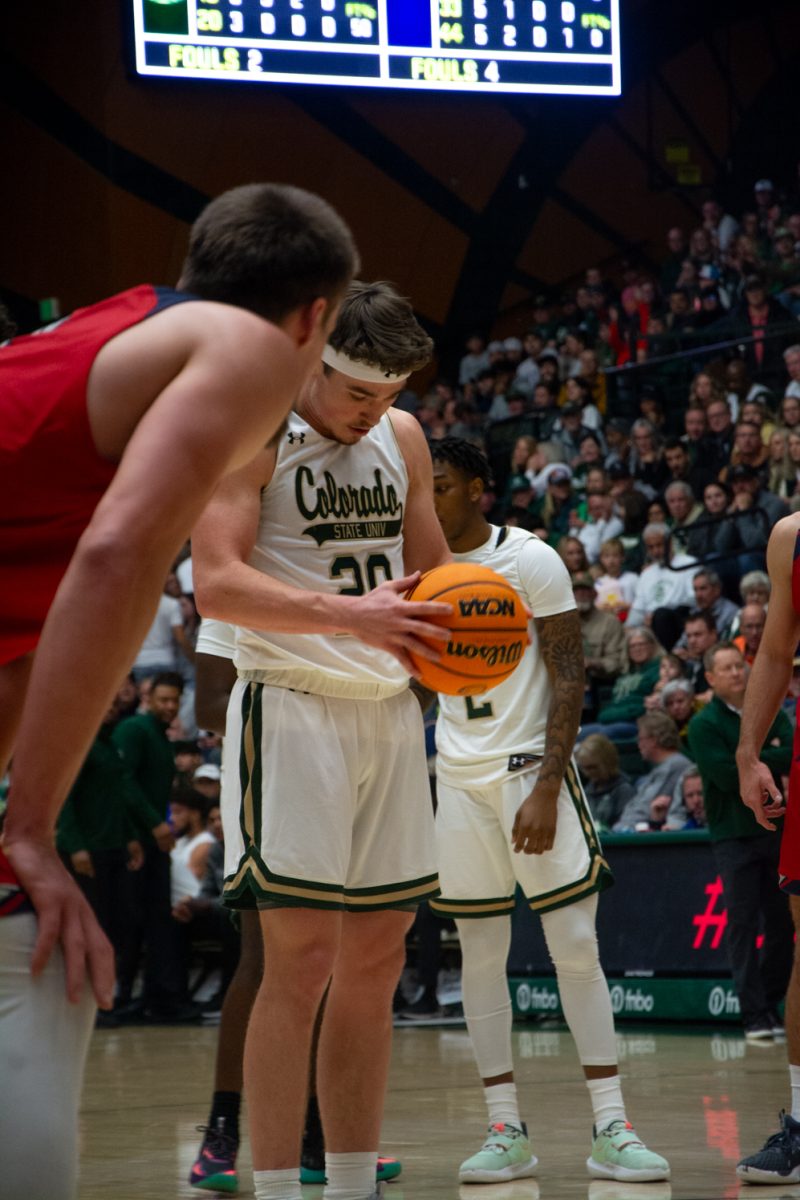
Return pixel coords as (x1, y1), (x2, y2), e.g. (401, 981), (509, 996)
(613, 713), (692, 832)
(733, 604), (767, 665)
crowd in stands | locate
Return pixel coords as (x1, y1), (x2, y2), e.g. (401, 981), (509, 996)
(405, 172), (800, 839)
(3, 172), (800, 1022)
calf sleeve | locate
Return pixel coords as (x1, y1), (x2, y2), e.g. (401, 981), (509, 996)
(457, 916), (514, 1079)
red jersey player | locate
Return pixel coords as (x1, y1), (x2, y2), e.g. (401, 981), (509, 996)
(737, 512), (800, 1184)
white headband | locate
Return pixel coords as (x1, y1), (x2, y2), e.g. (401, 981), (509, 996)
(321, 344), (410, 385)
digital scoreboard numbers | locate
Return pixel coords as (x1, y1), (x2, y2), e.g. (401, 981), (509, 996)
(132, 0), (621, 95)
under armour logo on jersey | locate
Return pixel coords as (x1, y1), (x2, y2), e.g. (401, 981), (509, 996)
(287, 432), (306, 445)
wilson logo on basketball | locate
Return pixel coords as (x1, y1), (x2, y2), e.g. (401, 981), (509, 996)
(457, 598), (516, 618)
(446, 639), (523, 667)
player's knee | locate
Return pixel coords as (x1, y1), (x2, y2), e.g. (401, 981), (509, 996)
(339, 915), (409, 984)
(550, 932), (602, 980)
(261, 924), (339, 997)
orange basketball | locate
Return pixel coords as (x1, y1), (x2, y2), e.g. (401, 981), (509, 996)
(405, 563), (528, 696)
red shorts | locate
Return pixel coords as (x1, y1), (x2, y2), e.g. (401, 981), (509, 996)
(779, 713), (800, 892)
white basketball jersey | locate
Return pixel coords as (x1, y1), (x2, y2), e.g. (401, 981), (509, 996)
(196, 618), (236, 661)
(435, 525), (576, 788)
(235, 411), (409, 697)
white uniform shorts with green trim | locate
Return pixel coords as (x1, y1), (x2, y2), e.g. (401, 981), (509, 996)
(222, 680), (439, 911)
(431, 760), (613, 918)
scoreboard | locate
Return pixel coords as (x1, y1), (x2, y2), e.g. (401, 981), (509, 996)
(131, 0), (621, 96)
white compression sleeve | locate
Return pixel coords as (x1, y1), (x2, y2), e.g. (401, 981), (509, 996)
(457, 915), (514, 1079)
(540, 893), (617, 1066)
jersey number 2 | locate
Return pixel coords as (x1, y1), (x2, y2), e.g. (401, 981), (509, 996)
(465, 696), (493, 720)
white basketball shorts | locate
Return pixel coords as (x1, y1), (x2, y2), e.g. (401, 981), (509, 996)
(431, 759), (612, 918)
(222, 680), (439, 911)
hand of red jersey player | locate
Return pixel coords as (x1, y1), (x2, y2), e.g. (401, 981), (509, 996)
(511, 786), (559, 855)
(738, 756), (786, 831)
(342, 573), (452, 677)
(3, 837), (114, 1008)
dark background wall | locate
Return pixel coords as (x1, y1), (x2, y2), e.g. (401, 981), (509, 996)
(2, 0), (798, 370)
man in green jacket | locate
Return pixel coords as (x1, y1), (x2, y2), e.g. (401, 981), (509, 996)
(687, 642), (794, 1041)
(111, 671), (190, 1020)
(57, 709), (143, 930)
(57, 703), (148, 1024)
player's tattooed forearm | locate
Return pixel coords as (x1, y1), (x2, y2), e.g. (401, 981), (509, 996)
(535, 610), (584, 683)
(535, 610), (584, 788)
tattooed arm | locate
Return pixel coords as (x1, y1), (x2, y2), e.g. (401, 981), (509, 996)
(511, 608), (585, 855)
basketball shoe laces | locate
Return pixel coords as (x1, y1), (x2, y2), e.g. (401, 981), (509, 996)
(196, 1119), (237, 1163)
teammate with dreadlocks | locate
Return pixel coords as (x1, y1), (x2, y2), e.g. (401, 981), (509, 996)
(426, 437), (670, 1185)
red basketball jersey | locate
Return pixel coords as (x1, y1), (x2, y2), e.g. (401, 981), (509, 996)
(0, 285), (193, 666)
(0, 286), (193, 910)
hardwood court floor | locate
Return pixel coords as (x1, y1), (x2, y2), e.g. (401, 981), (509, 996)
(78, 1020), (800, 1200)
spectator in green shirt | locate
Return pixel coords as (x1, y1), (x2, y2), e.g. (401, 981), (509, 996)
(112, 671), (195, 1021)
(688, 643), (794, 1041)
(57, 704), (144, 1020)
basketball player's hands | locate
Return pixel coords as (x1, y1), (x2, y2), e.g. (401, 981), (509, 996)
(737, 755), (786, 830)
(511, 785), (559, 855)
(345, 573), (451, 676)
(3, 837), (115, 1009)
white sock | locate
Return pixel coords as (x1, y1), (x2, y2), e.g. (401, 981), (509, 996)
(484, 1081), (521, 1129)
(790, 1065), (800, 1121)
(253, 1168), (302, 1200)
(323, 1151), (376, 1200)
(586, 1075), (627, 1131)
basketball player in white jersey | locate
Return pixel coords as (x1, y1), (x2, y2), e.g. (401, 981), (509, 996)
(191, 282), (451, 1200)
(187, 618), (402, 1193)
(429, 439), (670, 1185)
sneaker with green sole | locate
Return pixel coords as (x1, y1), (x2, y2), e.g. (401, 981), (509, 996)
(587, 1120), (670, 1182)
(459, 1122), (538, 1183)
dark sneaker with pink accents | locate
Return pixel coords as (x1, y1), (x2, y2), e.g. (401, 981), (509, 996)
(189, 1118), (238, 1192)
